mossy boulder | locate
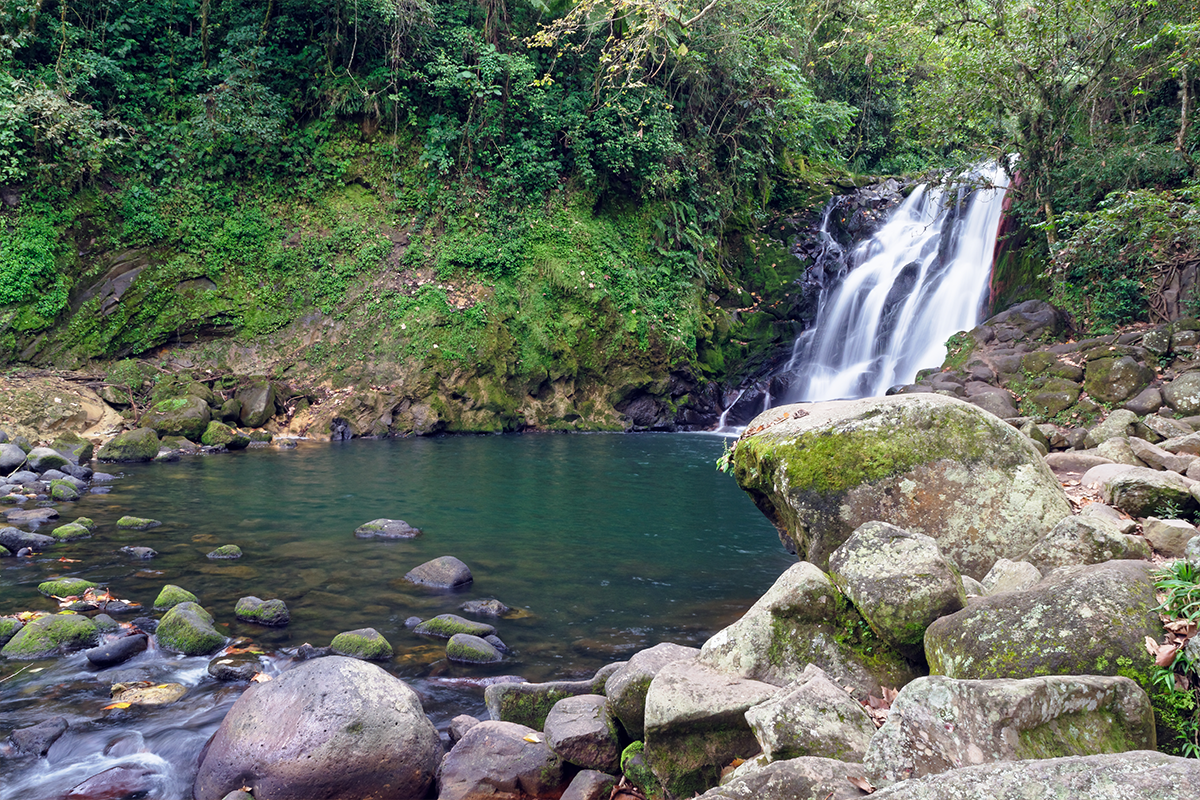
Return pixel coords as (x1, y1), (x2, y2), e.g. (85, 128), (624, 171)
(697, 562), (918, 700)
(141, 395), (212, 441)
(731, 395), (1072, 579)
(117, 515), (162, 531)
(1083, 357), (1154, 406)
(234, 596), (289, 626)
(49, 522), (91, 541)
(207, 544), (243, 559)
(607, 643), (701, 740)
(49, 432), (94, 464)
(485, 678), (598, 730)
(200, 421), (250, 450)
(0, 616), (22, 647)
(446, 633), (503, 664)
(330, 627), (393, 660)
(154, 584), (199, 610)
(1020, 377), (1081, 417)
(924, 560), (1159, 681)
(235, 378), (276, 427)
(1101, 466), (1196, 518)
(26, 447), (71, 473)
(97, 428), (160, 462)
(49, 480), (80, 501)
(1, 613), (99, 659)
(413, 613), (495, 638)
(38, 577), (99, 597)
(156, 601), (226, 655)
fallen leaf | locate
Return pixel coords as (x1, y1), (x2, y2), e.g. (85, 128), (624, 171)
(847, 774), (875, 793)
(1146, 636), (1162, 657)
(523, 733), (543, 743)
(251, 673), (272, 683)
(1156, 644), (1180, 668)
(103, 702), (132, 710)
(57, 558), (81, 563)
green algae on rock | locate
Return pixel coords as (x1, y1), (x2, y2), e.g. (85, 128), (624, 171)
(154, 584), (200, 610)
(38, 578), (99, 597)
(117, 515), (162, 531)
(731, 394), (1072, 579)
(330, 627), (394, 660)
(97, 427), (161, 462)
(1, 613), (99, 659)
(157, 601), (226, 655)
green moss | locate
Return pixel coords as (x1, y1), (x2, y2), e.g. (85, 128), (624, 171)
(157, 601), (225, 655)
(330, 628), (394, 660)
(38, 578), (99, 597)
(0, 613), (99, 659)
(117, 515), (162, 531)
(150, 396), (190, 412)
(154, 584), (199, 610)
(50, 522), (92, 541)
(620, 742), (663, 800)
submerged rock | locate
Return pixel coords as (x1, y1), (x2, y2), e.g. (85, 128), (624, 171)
(731, 395), (1072, 579)
(194, 656), (440, 800)
(117, 515), (161, 531)
(207, 544), (243, 559)
(9, 717), (69, 756)
(85, 633), (149, 668)
(354, 518), (421, 538)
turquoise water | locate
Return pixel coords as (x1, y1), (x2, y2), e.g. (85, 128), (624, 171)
(0, 433), (793, 798)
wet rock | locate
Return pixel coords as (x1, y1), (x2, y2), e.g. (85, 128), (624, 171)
(50, 521), (91, 541)
(236, 379), (277, 428)
(208, 651), (263, 681)
(828, 521), (965, 660)
(330, 627), (393, 660)
(194, 656), (440, 800)
(234, 596), (290, 626)
(156, 601), (226, 656)
(865, 675), (1154, 787)
(694, 756), (869, 800)
(405, 555), (473, 588)
(50, 480), (80, 501)
(605, 642), (701, 740)
(0, 526), (53, 551)
(924, 561), (1159, 680)
(121, 546), (157, 559)
(207, 544), (243, 559)
(1142, 517), (1199, 557)
(448, 715), (480, 745)
(200, 421), (250, 450)
(731, 395), (1072, 579)
(979, 559), (1041, 595)
(447, 633), (503, 664)
(485, 679), (598, 730)
(64, 765), (160, 799)
(354, 518), (421, 538)
(109, 682), (187, 706)
(154, 584), (198, 610)
(4, 506), (59, 526)
(1, 614), (99, 659)
(745, 664), (875, 763)
(544, 694), (621, 773)
(437, 720), (566, 800)
(414, 613), (495, 639)
(9, 716), (68, 756)
(0, 617), (22, 647)
(461, 598), (511, 616)
(38, 577), (99, 597)
(85, 632), (149, 667)
(1023, 515), (1151, 571)
(97, 428), (160, 462)
(116, 515), (161, 531)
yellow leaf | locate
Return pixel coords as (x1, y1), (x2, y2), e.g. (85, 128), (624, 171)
(103, 702), (132, 710)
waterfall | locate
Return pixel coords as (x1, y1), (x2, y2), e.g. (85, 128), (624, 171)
(780, 164), (1009, 403)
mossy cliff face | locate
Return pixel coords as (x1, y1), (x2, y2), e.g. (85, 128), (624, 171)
(731, 394), (1073, 579)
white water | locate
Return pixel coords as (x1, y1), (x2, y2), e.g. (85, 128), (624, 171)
(782, 165), (1009, 403)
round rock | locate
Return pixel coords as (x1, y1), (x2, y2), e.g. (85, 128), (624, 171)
(405, 555), (473, 589)
(354, 518), (421, 539)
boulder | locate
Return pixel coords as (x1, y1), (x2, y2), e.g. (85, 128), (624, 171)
(236, 379), (277, 428)
(693, 757), (871, 800)
(25, 446), (70, 473)
(1160, 432), (1200, 455)
(209, 651), (263, 681)
(1143, 414), (1193, 441)
(1164, 371), (1200, 415)
(561, 770), (617, 800)
(1084, 410), (1138, 448)
(1102, 466), (1195, 517)
(49, 481), (80, 501)
(413, 613), (495, 638)
(156, 601), (226, 655)
(965, 390), (1018, 420)
(868, 751), (1200, 800)
(1079, 502), (1138, 533)
(0, 526), (54, 552)
(354, 518), (421, 538)
(731, 395), (1072, 579)
(0, 442), (26, 473)
(330, 627), (393, 660)
(97, 428), (160, 462)
(117, 515), (161, 531)
(1083, 357), (1153, 405)
(0, 617), (23, 647)
(979, 559), (1041, 595)
(447, 633), (503, 664)
(437, 720), (566, 800)
(643, 658), (778, 798)
(4, 506), (58, 526)
(193, 656), (440, 800)
(1, 613), (99, 659)
(544, 694), (621, 773)
(207, 544), (243, 559)
(924, 561), (1159, 681)
(744, 664), (876, 763)
(1094, 437), (1144, 466)
(1021, 378), (1080, 417)
(461, 598), (511, 616)
(485, 679), (597, 730)
(50, 521), (92, 541)
(37, 577), (98, 597)
(1128, 437), (1195, 473)
(1142, 517), (1199, 557)
(141, 395), (213, 441)
(9, 716), (69, 756)
(864, 675), (1154, 787)
(827, 521), (965, 660)
(1022, 515), (1151, 571)
(200, 421), (250, 450)
(449, 715), (481, 745)
(607, 642), (701, 739)
(405, 555), (473, 588)
(698, 562), (918, 699)
(154, 584), (199, 610)
(85, 632), (149, 667)
(234, 596), (290, 626)
(1121, 386), (1164, 415)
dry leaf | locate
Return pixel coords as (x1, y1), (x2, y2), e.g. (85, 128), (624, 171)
(1146, 636), (1162, 657)
(1156, 644), (1180, 668)
(250, 673), (272, 683)
(847, 774), (875, 793)
(103, 702), (132, 710)
(522, 733), (542, 743)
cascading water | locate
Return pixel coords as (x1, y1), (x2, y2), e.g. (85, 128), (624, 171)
(780, 164), (1009, 403)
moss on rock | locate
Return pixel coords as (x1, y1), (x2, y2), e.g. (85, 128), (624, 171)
(97, 428), (160, 462)
(157, 601), (225, 655)
(117, 515), (162, 531)
(154, 584), (199, 610)
(330, 627), (394, 660)
(38, 578), (99, 597)
(1, 613), (99, 659)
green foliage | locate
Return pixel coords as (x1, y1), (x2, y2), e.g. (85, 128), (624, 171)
(0, 212), (67, 320)
(1153, 560), (1200, 757)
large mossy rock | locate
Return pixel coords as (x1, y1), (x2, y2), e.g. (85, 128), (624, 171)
(731, 395), (1071, 579)
(330, 627), (394, 660)
(924, 561), (1159, 681)
(827, 521), (965, 661)
(97, 427), (160, 462)
(864, 675), (1155, 787)
(141, 395), (212, 441)
(156, 601), (226, 655)
(193, 656), (440, 800)
(25, 446), (71, 473)
(0, 613), (99, 659)
(697, 562), (919, 699)
(1101, 465), (1196, 517)
(236, 379), (277, 428)
(200, 421), (250, 450)
(485, 678), (597, 730)
(1082, 357), (1154, 405)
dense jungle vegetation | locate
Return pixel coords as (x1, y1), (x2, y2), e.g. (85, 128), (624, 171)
(0, 0), (1198, 408)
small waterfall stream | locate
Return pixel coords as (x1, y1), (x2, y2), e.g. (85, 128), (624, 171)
(780, 164), (1009, 403)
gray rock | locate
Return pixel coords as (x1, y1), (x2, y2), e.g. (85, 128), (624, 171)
(25, 447), (70, 473)
(437, 721), (566, 800)
(448, 715), (480, 745)
(643, 658), (778, 798)
(460, 598), (511, 616)
(0, 442), (26, 473)
(405, 555), (473, 588)
(698, 562), (918, 701)
(9, 716), (69, 756)
(869, 751), (1200, 800)
(1023, 515), (1151, 570)
(7, 469), (37, 483)
(606, 642), (701, 739)
(353, 518), (421, 538)
(544, 694), (621, 773)
(1127, 437), (1195, 473)
(157, 602), (225, 656)
(485, 679), (597, 730)
(731, 395), (1072, 579)
(4, 506), (59, 526)
(0, 526), (55, 552)
(1085, 410), (1139, 448)
(745, 664), (875, 763)
(980, 559), (1041, 595)
(961, 575), (985, 596)
(1143, 414), (1193, 440)
(234, 597), (290, 626)
(236, 379), (277, 428)
(1164, 371), (1200, 414)
(561, 770), (617, 800)
(924, 561), (1160, 680)
(1142, 517), (1198, 557)
(864, 675), (1154, 787)
(1121, 386), (1163, 415)
(447, 633), (503, 664)
(1043, 451), (1114, 476)
(966, 390), (1018, 420)
(828, 521), (965, 660)
(121, 546), (158, 559)
(694, 757), (870, 800)
(1159, 432), (1200, 455)
(1102, 466), (1195, 517)
(1094, 437), (1146, 467)
(1080, 502), (1138, 534)
(414, 613), (495, 638)
(193, 656), (440, 800)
